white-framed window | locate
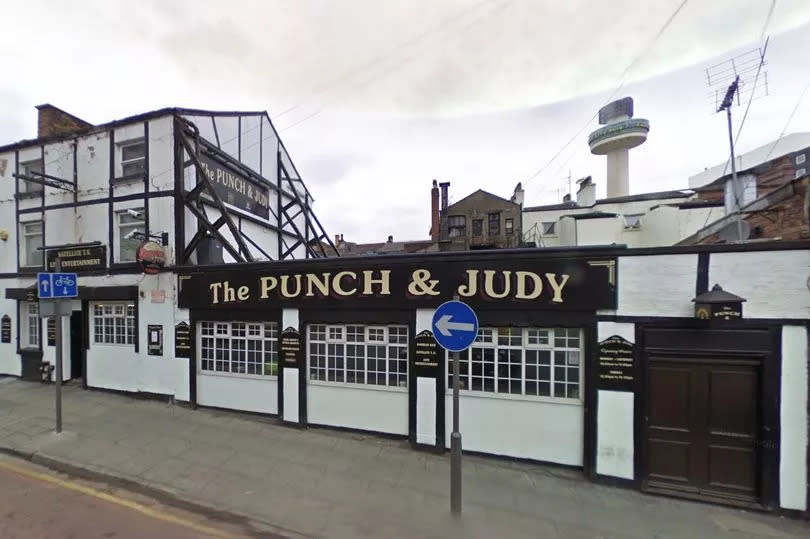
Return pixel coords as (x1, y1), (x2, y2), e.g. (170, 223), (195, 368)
(120, 139), (146, 176)
(21, 302), (39, 349)
(92, 303), (136, 345)
(796, 154), (806, 165)
(308, 324), (408, 388)
(117, 209), (144, 262)
(623, 214), (643, 229)
(199, 321), (278, 376)
(21, 221), (43, 267)
(19, 159), (44, 193)
(447, 327), (583, 402)
(541, 221), (556, 236)
(795, 168), (806, 179)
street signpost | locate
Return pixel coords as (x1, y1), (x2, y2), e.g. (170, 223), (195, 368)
(37, 267), (77, 434)
(432, 299), (478, 515)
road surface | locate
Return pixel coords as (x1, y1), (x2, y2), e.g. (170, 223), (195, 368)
(0, 455), (273, 538)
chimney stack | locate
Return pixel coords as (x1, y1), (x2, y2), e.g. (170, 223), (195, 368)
(36, 104), (93, 138)
(439, 181), (450, 241)
(430, 180), (440, 241)
(510, 182), (524, 206)
(576, 176), (596, 206)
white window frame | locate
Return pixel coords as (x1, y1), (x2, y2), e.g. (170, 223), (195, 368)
(20, 220), (44, 268)
(541, 221), (556, 236)
(19, 159), (44, 193)
(796, 154), (806, 165)
(446, 327), (584, 404)
(623, 214), (643, 230)
(307, 323), (408, 390)
(119, 139), (146, 177)
(92, 302), (136, 346)
(117, 208), (145, 262)
(198, 321), (278, 378)
(21, 301), (40, 349)
(795, 168), (806, 179)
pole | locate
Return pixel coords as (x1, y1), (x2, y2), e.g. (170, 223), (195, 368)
(54, 257), (62, 433)
(726, 105), (744, 241)
(450, 349), (462, 514)
(719, 76), (743, 242)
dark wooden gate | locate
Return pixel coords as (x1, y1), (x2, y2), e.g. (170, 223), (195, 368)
(646, 357), (760, 503)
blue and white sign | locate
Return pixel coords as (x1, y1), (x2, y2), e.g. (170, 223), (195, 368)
(37, 272), (78, 299)
(432, 300), (479, 352)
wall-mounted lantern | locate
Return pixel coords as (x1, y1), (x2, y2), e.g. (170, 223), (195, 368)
(692, 284), (746, 320)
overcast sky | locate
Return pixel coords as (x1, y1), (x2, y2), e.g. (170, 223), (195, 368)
(2, 0), (809, 242)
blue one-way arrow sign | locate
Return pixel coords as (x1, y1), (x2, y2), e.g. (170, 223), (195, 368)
(432, 300), (479, 352)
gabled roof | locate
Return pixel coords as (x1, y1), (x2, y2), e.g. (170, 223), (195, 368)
(447, 188), (516, 210)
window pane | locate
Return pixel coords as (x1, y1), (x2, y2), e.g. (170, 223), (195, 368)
(122, 142), (146, 161)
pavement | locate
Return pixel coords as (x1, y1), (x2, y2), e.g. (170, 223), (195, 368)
(0, 455), (267, 538)
(1, 377), (808, 539)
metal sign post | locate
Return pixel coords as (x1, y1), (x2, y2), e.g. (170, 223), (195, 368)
(432, 299), (479, 515)
(37, 260), (78, 434)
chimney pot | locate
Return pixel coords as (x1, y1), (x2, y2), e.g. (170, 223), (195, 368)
(387, 235), (393, 243)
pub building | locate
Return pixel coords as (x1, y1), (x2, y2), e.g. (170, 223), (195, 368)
(0, 106), (808, 516)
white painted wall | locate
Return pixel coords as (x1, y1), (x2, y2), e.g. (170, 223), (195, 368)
(87, 345), (189, 400)
(595, 321), (635, 479)
(523, 195), (721, 248)
(198, 374), (278, 415)
(445, 395), (583, 465)
(617, 254), (697, 317)
(576, 217), (623, 246)
(308, 384), (409, 435)
(0, 294), (20, 376)
(709, 250), (810, 319)
(779, 325), (808, 511)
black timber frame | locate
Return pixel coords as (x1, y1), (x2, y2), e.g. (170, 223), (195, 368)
(174, 116), (338, 264)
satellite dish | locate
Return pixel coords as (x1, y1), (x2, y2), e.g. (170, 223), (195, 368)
(716, 219), (751, 242)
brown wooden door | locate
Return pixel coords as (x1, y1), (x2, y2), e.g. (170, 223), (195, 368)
(645, 357), (760, 504)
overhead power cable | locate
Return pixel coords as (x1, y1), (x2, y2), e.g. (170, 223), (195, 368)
(523, 0), (689, 187)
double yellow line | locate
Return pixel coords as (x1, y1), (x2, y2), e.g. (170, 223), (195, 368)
(0, 458), (235, 538)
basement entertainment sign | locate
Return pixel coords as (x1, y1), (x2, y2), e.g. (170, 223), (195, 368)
(198, 154), (270, 219)
(178, 257), (616, 311)
(46, 245), (107, 272)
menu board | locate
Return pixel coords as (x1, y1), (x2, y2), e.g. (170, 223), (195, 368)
(174, 322), (191, 358)
(413, 330), (441, 377)
(598, 335), (634, 391)
(1, 315), (11, 344)
(280, 327), (302, 367)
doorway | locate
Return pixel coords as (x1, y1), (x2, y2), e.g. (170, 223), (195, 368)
(70, 310), (83, 380)
(644, 356), (761, 504)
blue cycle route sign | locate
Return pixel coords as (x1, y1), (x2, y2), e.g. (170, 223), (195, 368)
(432, 300), (479, 352)
(37, 272), (78, 299)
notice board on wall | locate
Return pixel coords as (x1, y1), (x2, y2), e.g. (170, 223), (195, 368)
(597, 335), (634, 391)
(1, 315), (11, 343)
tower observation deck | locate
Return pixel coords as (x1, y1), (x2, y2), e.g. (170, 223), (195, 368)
(588, 97), (649, 198)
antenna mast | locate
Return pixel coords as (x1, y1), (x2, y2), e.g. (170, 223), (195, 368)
(705, 46), (769, 241)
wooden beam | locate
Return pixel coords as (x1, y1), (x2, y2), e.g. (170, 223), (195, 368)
(176, 120), (255, 262)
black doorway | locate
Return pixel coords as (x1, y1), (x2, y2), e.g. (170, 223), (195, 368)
(70, 311), (83, 379)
